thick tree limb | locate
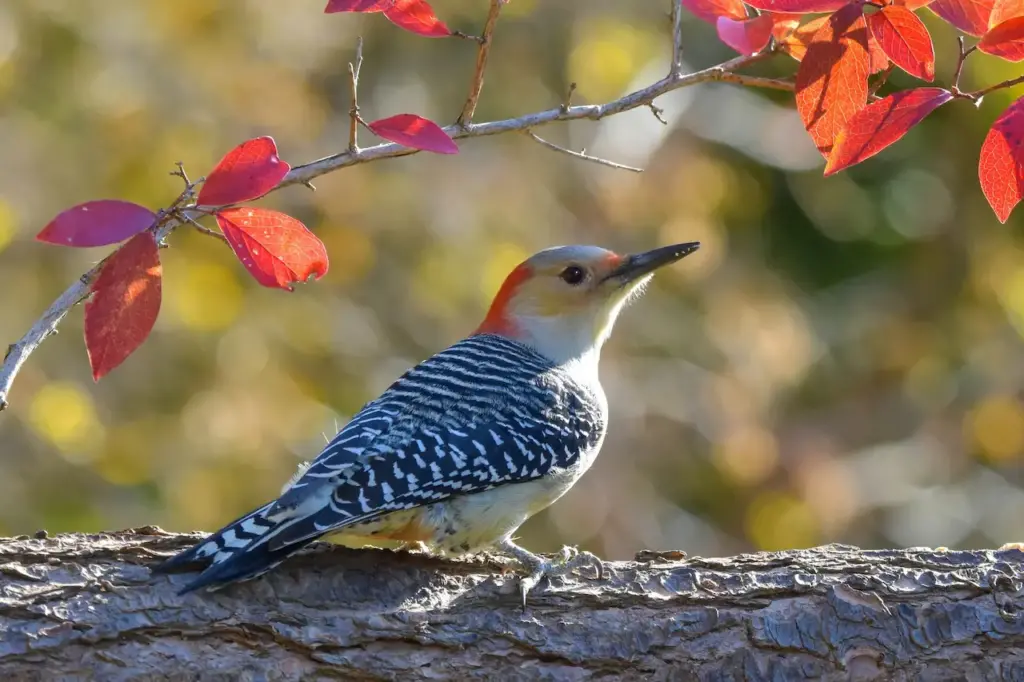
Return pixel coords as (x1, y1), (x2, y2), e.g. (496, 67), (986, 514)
(2, 530), (1024, 680)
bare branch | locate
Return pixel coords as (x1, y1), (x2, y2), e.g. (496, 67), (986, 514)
(560, 82), (577, 114)
(457, 0), (503, 127)
(287, 51), (778, 186)
(526, 131), (643, 173)
(969, 74), (1024, 101)
(670, 0), (685, 77)
(649, 102), (669, 124)
(184, 215), (228, 244)
(348, 37), (364, 152)
(710, 69), (795, 92)
(0, 48), (779, 412)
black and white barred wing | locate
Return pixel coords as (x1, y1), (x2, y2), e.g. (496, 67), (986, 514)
(261, 405), (587, 552)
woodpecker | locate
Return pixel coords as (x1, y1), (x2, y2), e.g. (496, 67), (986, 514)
(155, 242), (700, 604)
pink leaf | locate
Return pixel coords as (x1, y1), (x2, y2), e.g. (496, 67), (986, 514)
(324, 0), (393, 11)
(716, 15), (775, 54)
(742, 0), (848, 13)
(36, 200), (156, 248)
(383, 0), (451, 37)
(979, 16), (1024, 60)
(216, 208), (329, 290)
(826, 88), (953, 174)
(367, 114), (459, 154)
(84, 232), (162, 381)
(928, 0), (995, 35)
(681, 0), (747, 23)
(197, 136), (291, 207)
(867, 5), (936, 81)
(979, 97), (1024, 223)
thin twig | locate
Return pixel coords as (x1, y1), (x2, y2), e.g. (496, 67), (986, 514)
(648, 102), (669, 124)
(869, 64), (895, 98)
(951, 37), (977, 99)
(526, 131), (643, 173)
(184, 215), (228, 243)
(560, 82), (577, 114)
(670, 0), (685, 77)
(969, 74), (1024, 100)
(348, 37), (364, 152)
(0, 49), (778, 412)
(457, 0), (503, 127)
(712, 70), (795, 92)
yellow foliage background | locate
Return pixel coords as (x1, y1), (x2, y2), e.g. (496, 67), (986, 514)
(1, 0), (1023, 558)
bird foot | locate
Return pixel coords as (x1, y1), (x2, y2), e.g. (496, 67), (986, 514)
(498, 540), (607, 611)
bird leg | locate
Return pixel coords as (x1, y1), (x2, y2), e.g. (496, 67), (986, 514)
(496, 538), (606, 610)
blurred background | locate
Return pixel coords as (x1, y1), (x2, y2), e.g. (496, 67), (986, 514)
(1, 0), (1023, 560)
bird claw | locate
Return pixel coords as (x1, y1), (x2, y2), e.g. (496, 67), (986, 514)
(515, 545), (608, 611)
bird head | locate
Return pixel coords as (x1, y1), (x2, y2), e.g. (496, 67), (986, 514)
(475, 243), (700, 364)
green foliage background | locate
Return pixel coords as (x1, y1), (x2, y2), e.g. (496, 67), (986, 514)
(1, 0), (1023, 558)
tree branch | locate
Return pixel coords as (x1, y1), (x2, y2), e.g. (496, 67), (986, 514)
(526, 130), (644, 172)
(2, 529), (1024, 679)
(670, 0), (686, 77)
(970, 74), (1024, 100)
(457, 0), (503, 127)
(0, 40), (777, 412)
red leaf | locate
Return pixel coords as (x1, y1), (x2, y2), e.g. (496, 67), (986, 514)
(742, 0), (848, 12)
(780, 15), (829, 60)
(197, 137), (290, 207)
(770, 12), (804, 40)
(826, 88), (953, 174)
(383, 0), (450, 37)
(324, 0), (393, 11)
(868, 31), (891, 73)
(216, 208), (329, 290)
(84, 233), (162, 381)
(979, 97), (1024, 223)
(928, 0), (995, 35)
(37, 200), (155, 248)
(367, 114), (459, 154)
(990, 0), (1024, 25)
(979, 16), (1024, 60)
(782, 14), (886, 71)
(795, 4), (871, 158)
(867, 6), (936, 80)
(717, 15), (775, 54)
(896, 0), (937, 9)
(681, 0), (747, 23)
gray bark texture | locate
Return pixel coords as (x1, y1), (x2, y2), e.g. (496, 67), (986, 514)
(2, 528), (1024, 681)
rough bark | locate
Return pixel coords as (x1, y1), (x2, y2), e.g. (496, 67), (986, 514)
(1, 529), (1024, 680)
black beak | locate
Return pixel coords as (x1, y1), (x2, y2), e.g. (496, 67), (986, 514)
(603, 242), (700, 285)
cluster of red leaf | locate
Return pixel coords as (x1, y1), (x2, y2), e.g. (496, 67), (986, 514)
(38, 113), (457, 380)
(683, 0), (1024, 223)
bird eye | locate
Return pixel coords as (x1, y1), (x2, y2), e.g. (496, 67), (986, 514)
(559, 265), (587, 286)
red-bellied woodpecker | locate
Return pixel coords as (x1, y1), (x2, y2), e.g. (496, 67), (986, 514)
(155, 242), (700, 604)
